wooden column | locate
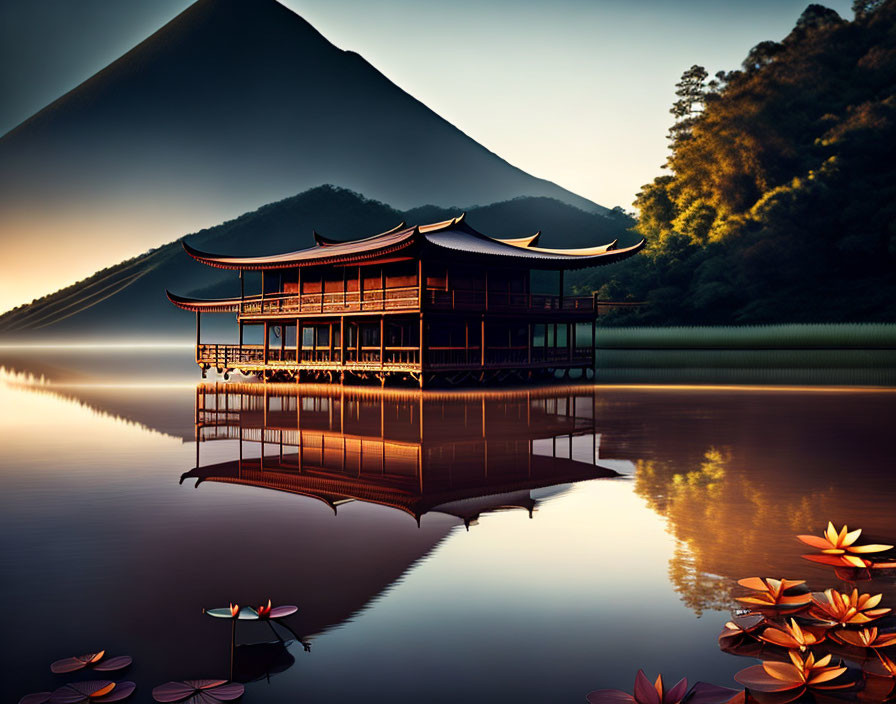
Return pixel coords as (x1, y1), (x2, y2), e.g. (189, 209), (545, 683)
(465, 320), (469, 365)
(527, 322), (532, 366)
(195, 312), (201, 363)
(261, 271), (266, 301)
(329, 321), (334, 363)
(591, 318), (597, 374)
(340, 316), (345, 367)
(239, 270), (244, 314)
(379, 316), (385, 370)
(480, 315), (486, 367)
(239, 320), (244, 355)
(280, 324), (285, 361)
(296, 318), (302, 377)
(263, 321), (269, 367)
(419, 314), (424, 385)
(568, 321), (573, 362)
(297, 268), (302, 312)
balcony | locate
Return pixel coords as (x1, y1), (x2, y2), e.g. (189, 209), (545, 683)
(234, 287), (595, 318)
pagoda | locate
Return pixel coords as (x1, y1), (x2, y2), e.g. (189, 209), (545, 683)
(167, 215), (644, 386)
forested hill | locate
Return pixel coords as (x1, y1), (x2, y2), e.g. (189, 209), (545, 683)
(576, 0), (896, 325)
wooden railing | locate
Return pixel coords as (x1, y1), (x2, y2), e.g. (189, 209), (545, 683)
(239, 287), (420, 316)
(234, 287), (595, 317)
(198, 342), (592, 371)
(427, 289), (594, 312)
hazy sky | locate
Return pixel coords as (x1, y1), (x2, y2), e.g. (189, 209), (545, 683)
(1, 0), (853, 209)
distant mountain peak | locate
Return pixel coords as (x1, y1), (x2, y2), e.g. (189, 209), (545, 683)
(0, 0), (606, 312)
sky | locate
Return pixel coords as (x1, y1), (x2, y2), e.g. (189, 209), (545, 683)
(0, 0), (854, 212)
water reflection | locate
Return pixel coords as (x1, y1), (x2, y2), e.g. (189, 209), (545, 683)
(3, 366), (896, 703)
(183, 384), (622, 527)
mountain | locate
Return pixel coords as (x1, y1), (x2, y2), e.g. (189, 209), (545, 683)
(0, 185), (635, 340)
(0, 0), (609, 314)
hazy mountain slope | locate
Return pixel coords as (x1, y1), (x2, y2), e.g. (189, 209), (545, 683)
(0, 0), (608, 312)
(0, 186), (632, 340)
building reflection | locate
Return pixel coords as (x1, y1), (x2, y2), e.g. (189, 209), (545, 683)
(183, 384), (623, 527)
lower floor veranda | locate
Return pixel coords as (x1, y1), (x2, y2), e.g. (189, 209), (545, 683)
(196, 314), (596, 385)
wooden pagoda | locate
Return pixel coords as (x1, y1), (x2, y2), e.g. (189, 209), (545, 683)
(167, 215), (644, 386)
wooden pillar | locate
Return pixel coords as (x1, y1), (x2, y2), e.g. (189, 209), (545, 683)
(484, 270), (489, 311)
(263, 321), (269, 367)
(419, 314), (424, 385)
(239, 270), (244, 314)
(591, 318), (597, 374)
(568, 321), (573, 362)
(261, 271), (266, 301)
(320, 271), (325, 313)
(280, 324), (285, 361)
(297, 268), (302, 312)
(329, 321), (334, 363)
(379, 316), (385, 370)
(527, 322), (532, 366)
(340, 316), (345, 367)
(417, 259), (424, 309)
(239, 320), (244, 355)
(380, 266), (385, 312)
(296, 318), (302, 368)
(480, 315), (486, 367)
(465, 320), (469, 365)
(195, 312), (201, 363)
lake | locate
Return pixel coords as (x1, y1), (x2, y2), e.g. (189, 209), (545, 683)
(2, 347), (896, 703)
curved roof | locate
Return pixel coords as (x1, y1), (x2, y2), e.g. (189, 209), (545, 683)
(313, 221), (406, 247)
(181, 215), (645, 272)
(167, 290), (241, 313)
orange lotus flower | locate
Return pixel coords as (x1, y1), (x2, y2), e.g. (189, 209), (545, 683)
(735, 578), (811, 609)
(809, 588), (890, 626)
(797, 522), (893, 568)
(735, 650), (850, 698)
(758, 618), (825, 651)
(832, 626), (896, 649)
(257, 599), (272, 618)
(229, 603), (239, 618)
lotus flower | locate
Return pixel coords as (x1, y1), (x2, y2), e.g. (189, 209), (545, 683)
(19, 681), (136, 704)
(734, 578), (811, 610)
(151, 679), (244, 703)
(734, 651), (850, 701)
(809, 588), (890, 626)
(586, 670), (739, 704)
(205, 600), (297, 620)
(832, 626), (896, 649)
(798, 523), (893, 568)
(758, 619), (825, 652)
(205, 604), (240, 620)
(50, 650), (132, 674)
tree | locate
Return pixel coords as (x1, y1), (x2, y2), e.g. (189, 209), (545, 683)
(668, 65), (708, 144)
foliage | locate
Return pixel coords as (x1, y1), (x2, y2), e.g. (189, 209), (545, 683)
(574, 1), (896, 324)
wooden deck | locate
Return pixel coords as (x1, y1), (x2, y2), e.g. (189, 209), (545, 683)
(197, 343), (594, 375)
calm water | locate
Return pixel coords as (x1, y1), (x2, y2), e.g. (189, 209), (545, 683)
(2, 349), (896, 703)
